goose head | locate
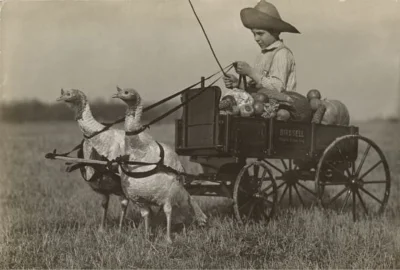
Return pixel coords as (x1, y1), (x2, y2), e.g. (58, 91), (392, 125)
(112, 86), (141, 106)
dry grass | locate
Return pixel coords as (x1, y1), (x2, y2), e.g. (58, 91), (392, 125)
(0, 120), (399, 268)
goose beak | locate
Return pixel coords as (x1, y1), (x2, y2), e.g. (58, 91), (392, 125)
(56, 96), (64, 102)
(112, 93), (119, 98)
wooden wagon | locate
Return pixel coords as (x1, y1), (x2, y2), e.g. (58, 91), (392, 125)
(175, 85), (391, 223)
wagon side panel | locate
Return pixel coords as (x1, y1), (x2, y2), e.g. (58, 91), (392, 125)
(272, 121), (312, 159)
(314, 124), (359, 161)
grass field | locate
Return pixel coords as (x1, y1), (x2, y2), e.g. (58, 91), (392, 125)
(0, 120), (399, 268)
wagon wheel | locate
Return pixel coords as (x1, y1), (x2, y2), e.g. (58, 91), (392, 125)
(315, 135), (391, 221)
(263, 159), (318, 208)
(233, 162), (278, 224)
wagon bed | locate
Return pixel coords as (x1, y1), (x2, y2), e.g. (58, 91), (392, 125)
(175, 86), (390, 223)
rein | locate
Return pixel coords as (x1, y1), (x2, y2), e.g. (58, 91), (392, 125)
(188, 0), (227, 77)
(48, 64), (233, 179)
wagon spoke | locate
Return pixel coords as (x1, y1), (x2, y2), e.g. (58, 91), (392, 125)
(260, 168), (268, 180)
(328, 187), (349, 205)
(258, 203), (272, 222)
(246, 201), (257, 220)
(356, 190), (368, 215)
(294, 184), (305, 206)
(265, 189), (277, 198)
(263, 159), (285, 175)
(334, 145), (352, 176)
(334, 144), (346, 161)
(358, 160), (383, 181)
(297, 182), (317, 196)
(260, 183), (274, 194)
(352, 190), (357, 221)
(239, 198), (254, 211)
(278, 184), (289, 204)
(359, 187), (384, 205)
(280, 159), (288, 171)
(340, 190), (351, 213)
(255, 204), (266, 221)
(238, 186), (251, 196)
(289, 186), (293, 206)
(253, 164), (260, 180)
(262, 198), (274, 206)
(276, 182), (286, 191)
(351, 161), (356, 175)
(363, 180), (387, 184)
(355, 144), (371, 176)
(326, 162), (349, 180)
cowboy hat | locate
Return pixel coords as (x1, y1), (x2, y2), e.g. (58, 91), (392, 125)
(240, 0), (300, 34)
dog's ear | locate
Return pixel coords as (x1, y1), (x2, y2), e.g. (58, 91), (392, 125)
(116, 86), (122, 92)
(61, 88), (64, 95)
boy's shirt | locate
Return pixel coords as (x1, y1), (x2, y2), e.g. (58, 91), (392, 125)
(250, 40), (297, 93)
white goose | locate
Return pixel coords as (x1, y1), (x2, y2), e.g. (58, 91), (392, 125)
(57, 89), (128, 231)
(112, 87), (207, 243)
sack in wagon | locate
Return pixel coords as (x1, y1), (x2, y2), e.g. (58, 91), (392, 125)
(254, 88), (313, 123)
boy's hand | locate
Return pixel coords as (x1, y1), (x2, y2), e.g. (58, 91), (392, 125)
(234, 61), (253, 76)
(223, 74), (239, 89)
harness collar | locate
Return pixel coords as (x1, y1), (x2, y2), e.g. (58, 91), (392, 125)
(125, 125), (148, 136)
(120, 141), (166, 179)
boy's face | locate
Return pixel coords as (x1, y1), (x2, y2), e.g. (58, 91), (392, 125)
(251, 29), (277, 50)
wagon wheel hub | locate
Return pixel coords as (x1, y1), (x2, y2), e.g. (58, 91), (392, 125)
(253, 193), (263, 199)
(349, 177), (364, 189)
(281, 171), (299, 185)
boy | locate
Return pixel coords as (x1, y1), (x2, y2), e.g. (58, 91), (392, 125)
(224, 0), (299, 97)
(224, 0), (312, 122)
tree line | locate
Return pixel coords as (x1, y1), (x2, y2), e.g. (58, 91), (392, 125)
(0, 99), (182, 123)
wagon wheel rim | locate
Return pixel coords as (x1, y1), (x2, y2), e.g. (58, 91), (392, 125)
(233, 162), (277, 225)
(263, 159), (317, 208)
(315, 135), (391, 221)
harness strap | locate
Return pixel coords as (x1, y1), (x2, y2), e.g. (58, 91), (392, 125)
(53, 139), (84, 157)
(139, 64), (234, 131)
(144, 63), (232, 112)
(84, 125), (112, 139)
(67, 162), (109, 183)
(88, 63), (234, 133)
(119, 141), (165, 178)
(125, 126), (149, 136)
(78, 63), (233, 140)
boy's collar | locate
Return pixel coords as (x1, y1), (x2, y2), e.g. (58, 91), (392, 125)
(262, 39), (284, 53)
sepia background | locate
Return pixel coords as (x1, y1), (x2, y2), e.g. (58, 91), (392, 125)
(1, 0), (399, 120)
(1, 0), (399, 268)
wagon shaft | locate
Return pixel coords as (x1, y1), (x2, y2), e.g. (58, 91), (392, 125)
(45, 153), (112, 166)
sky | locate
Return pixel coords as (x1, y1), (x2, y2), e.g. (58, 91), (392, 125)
(1, 0), (399, 121)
